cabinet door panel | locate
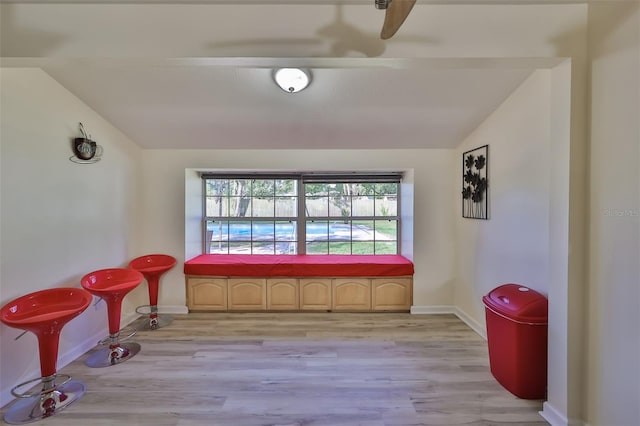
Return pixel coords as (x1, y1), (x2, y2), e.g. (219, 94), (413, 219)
(267, 278), (299, 310)
(228, 278), (266, 310)
(299, 278), (331, 311)
(332, 278), (371, 311)
(371, 277), (412, 311)
(186, 277), (227, 311)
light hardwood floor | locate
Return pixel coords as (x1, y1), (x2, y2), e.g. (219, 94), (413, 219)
(2, 313), (547, 426)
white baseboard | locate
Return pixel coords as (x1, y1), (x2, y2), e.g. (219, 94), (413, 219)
(411, 305), (486, 340)
(540, 402), (569, 426)
(540, 402), (585, 426)
(453, 306), (486, 340)
(410, 305), (456, 315)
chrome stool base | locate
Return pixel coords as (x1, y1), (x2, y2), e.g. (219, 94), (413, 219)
(85, 342), (141, 368)
(3, 380), (86, 425)
(133, 314), (173, 330)
(135, 305), (173, 330)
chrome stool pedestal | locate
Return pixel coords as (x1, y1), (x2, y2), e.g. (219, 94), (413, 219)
(85, 326), (141, 368)
(5, 374), (86, 425)
(133, 304), (172, 330)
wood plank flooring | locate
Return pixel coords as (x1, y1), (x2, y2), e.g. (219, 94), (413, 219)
(1, 313), (547, 425)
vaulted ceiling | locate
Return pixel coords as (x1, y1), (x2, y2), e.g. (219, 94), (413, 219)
(0, 1), (573, 149)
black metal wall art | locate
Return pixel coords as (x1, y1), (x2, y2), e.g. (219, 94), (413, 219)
(462, 145), (489, 219)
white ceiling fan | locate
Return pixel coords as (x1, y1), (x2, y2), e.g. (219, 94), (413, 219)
(375, 0), (417, 40)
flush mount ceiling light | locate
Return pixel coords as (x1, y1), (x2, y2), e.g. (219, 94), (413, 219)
(273, 68), (311, 93)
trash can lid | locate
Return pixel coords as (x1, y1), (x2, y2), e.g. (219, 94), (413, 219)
(482, 283), (548, 324)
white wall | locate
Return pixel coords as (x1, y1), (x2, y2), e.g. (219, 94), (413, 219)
(139, 149), (456, 310)
(453, 70), (552, 330)
(0, 68), (143, 406)
(586, 2), (640, 425)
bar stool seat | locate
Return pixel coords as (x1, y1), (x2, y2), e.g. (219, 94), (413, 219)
(0, 287), (92, 424)
(81, 268), (143, 368)
(128, 254), (176, 330)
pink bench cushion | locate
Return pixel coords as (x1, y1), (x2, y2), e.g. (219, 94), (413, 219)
(184, 254), (414, 277)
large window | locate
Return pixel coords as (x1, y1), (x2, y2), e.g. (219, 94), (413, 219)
(203, 173), (401, 255)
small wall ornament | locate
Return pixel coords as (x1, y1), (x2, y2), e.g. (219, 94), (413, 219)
(462, 145), (488, 219)
(70, 122), (103, 164)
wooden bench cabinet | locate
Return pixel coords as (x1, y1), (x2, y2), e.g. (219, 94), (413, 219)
(186, 275), (412, 312)
(184, 255), (413, 312)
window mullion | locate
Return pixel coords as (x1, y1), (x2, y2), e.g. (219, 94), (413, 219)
(297, 179), (306, 254)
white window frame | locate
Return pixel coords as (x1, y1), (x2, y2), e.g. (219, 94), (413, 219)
(202, 172), (402, 255)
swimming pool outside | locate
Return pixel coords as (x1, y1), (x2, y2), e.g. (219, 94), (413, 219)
(206, 221), (396, 254)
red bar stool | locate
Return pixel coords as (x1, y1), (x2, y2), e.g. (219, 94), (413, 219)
(128, 254), (176, 330)
(81, 268), (144, 368)
(0, 287), (92, 424)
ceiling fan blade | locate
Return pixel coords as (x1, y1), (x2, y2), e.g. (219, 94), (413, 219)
(380, 0), (417, 40)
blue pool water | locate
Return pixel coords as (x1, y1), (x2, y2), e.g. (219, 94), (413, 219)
(207, 222), (366, 241)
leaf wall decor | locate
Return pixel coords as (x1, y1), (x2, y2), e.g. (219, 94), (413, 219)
(462, 145), (489, 219)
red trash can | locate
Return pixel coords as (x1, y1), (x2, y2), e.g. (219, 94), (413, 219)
(482, 283), (548, 399)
